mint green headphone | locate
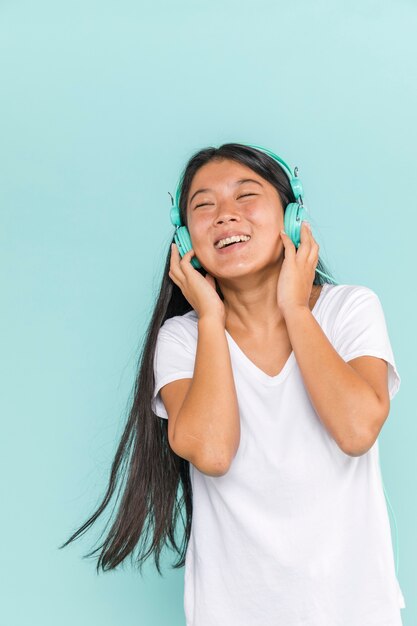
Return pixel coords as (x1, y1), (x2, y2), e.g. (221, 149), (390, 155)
(168, 142), (401, 577)
(169, 142), (335, 283)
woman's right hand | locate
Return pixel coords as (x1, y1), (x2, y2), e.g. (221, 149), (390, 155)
(169, 243), (225, 323)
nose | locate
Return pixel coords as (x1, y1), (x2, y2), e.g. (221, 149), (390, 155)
(213, 199), (241, 225)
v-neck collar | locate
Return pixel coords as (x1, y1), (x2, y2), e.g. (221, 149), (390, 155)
(225, 282), (331, 386)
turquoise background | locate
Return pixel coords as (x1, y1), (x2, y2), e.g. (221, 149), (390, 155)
(1, 1), (415, 624)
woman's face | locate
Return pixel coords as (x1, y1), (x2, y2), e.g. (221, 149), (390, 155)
(186, 158), (285, 277)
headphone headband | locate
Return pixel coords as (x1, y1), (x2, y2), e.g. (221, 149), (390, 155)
(241, 142), (295, 181)
(171, 142), (303, 211)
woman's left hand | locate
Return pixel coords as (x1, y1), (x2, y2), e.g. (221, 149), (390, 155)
(277, 221), (320, 316)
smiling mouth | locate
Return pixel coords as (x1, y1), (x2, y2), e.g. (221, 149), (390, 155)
(215, 239), (250, 253)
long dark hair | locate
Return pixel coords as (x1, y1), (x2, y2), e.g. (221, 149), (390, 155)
(58, 143), (337, 575)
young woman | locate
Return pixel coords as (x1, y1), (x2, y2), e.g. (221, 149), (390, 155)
(60, 143), (405, 625)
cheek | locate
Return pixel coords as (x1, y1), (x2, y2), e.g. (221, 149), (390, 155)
(189, 210), (213, 229)
(252, 211), (282, 235)
(249, 202), (282, 223)
(187, 218), (209, 246)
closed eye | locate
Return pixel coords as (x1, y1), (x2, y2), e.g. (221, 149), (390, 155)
(194, 193), (256, 209)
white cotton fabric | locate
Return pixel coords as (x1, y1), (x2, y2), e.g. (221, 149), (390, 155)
(152, 283), (405, 626)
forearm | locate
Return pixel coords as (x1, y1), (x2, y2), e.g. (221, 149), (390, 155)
(174, 316), (240, 473)
(283, 305), (381, 454)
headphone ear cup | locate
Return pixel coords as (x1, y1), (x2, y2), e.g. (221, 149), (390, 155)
(283, 203), (308, 248)
(174, 226), (202, 269)
(170, 204), (182, 227)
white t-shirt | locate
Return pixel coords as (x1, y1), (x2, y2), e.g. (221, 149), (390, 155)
(152, 282), (405, 626)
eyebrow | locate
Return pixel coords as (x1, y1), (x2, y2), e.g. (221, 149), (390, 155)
(189, 178), (263, 205)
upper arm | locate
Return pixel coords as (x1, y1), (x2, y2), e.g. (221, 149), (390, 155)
(160, 378), (192, 454)
(347, 354), (391, 441)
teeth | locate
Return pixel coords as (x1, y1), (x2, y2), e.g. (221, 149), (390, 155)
(215, 235), (250, 249)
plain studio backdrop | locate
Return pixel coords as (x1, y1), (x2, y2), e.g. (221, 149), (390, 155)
(0, 1), (415, 624)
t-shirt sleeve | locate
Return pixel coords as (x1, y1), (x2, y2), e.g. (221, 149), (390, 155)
(151, 318), (196, 419)
(332, 286), (401, 400)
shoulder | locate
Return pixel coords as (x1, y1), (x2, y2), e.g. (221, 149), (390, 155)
(318, 284), (383, 335)
(158, 309), (199, 345)
(161, 309), (198, 331)
(322, 283), (379, 310)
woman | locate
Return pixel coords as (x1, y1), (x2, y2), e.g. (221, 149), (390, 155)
(60, 143), (405, 625)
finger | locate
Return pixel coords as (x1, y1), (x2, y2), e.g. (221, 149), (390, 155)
(178, 248), (196, 271)
(170, 248), (200, 296)
(169, 243), (186, 282)
(179, 247), (195, 260)
(168, 263), (181, 285)
(280, 229), (296, 258)
(297, 221), (314, 258)
(301, 220), (313, 242)
(304, 220), (319, 244)
(170, 242), (180, 260)
(170, 242), (193, 267)
(301, 222), (319, 261)
(308, 241), (320, 264)
(170, 242), (180, 270)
